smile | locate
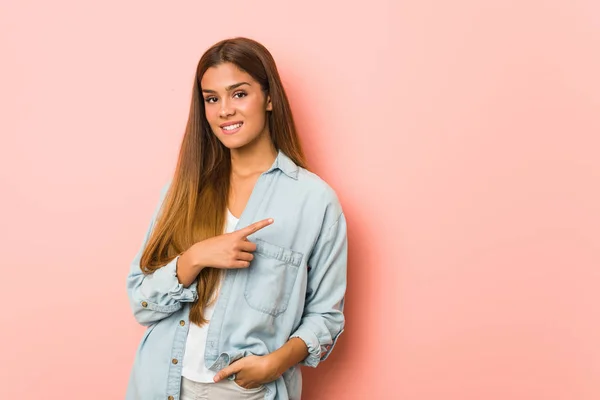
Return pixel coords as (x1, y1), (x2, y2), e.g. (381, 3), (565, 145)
(222, 123), (243, 131)
(220, 121), (244, 135)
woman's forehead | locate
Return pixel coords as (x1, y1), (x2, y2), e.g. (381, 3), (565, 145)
(201, 63), (256, 89)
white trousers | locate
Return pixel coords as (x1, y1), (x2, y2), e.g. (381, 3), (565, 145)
(180, 376), (266, 400)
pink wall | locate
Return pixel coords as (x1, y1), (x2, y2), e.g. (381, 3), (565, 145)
(1, 0), (599, 399)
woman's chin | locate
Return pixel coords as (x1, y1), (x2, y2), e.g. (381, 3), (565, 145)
(218, 136), (251, 150)
(218, 133), (267, 151)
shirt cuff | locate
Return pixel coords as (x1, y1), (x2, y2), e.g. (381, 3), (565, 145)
(152, 256), (197, 302)
(290, 323), (323, 368)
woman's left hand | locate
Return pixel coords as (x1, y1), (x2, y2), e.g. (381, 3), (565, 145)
(213, 355), (282, 389)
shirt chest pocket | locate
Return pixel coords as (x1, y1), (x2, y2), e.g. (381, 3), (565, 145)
(244, 239), (304, 317)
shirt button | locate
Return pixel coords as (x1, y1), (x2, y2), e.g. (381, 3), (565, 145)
(179, 320), (185, 326)
(168, 396), (174, 400)
(172, 358), (178, 365)
(141, 301), (148, 308)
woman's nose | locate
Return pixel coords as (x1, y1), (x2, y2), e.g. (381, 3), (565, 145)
(219, 102), (234, 118)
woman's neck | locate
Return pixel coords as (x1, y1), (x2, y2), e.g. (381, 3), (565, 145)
(230, 134), (277, 178)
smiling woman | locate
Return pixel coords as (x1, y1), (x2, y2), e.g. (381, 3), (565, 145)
(201, 65), (273, 155)
(125, 37), (347, 400)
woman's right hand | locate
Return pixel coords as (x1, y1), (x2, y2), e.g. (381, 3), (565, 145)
(194, 218), (274, 269)
(176, 218), (274, 286)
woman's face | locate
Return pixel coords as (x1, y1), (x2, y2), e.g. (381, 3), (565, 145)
(201, 62), (272, 150)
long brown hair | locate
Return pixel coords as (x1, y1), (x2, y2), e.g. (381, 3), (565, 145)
(140, 37), (307, 325)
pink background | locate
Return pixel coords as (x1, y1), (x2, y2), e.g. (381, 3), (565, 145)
(1, 0), (599, 399)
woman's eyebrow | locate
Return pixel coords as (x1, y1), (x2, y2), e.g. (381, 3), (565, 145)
(202, 82), (251, 93)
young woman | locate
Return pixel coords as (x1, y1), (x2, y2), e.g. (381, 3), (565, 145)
(126, 37), (347, 400)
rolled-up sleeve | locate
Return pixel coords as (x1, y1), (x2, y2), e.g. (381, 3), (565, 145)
(290, 211), (347, 367)
(126, 183), (198, 326)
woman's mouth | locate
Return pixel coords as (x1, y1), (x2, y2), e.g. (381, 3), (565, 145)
(220, 122), (243, 135)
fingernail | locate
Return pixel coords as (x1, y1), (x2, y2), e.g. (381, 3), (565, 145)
(268, 218), (274, 223)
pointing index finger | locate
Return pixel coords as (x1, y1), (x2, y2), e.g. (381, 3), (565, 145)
(236, 218), (274, 238)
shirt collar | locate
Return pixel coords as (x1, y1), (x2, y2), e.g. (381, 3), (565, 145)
(265, 149), (299, 180)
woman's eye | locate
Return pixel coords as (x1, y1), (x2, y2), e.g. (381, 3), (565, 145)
(233, 91), (247, 99)
(204, 97), (217, 104)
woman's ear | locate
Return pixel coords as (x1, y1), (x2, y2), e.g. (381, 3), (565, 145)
(266, 94), (273, 111)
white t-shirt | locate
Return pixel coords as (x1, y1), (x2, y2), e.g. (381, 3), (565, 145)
(181, 210), (239, 383)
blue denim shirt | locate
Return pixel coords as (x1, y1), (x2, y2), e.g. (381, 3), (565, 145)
(126, 151), (347, 400)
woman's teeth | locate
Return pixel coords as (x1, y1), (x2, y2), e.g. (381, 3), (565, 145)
(223, 123), (242, 131)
